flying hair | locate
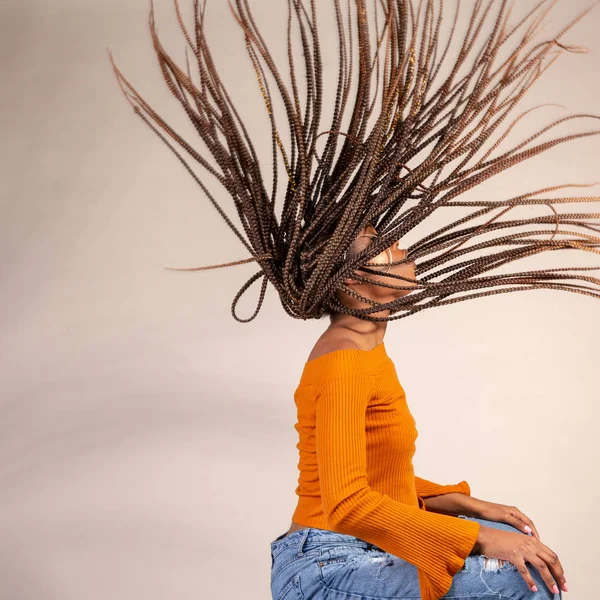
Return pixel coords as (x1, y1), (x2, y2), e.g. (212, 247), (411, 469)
(108, 0), (600, 322)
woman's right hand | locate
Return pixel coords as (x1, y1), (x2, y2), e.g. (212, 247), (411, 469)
(472, 524), (568, 594)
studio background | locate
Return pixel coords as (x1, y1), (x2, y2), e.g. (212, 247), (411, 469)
(1, 1), (598, 598)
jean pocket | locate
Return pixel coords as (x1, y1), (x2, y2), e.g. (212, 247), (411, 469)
(276, 574), (304, 600)
(316, 545), (371, 578)
(272, 548), (320, 585)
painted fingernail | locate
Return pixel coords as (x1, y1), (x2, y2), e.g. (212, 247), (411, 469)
(532, 585), (538, 592)
(524, 525), (532, 532)
(553, 584), (559, 594)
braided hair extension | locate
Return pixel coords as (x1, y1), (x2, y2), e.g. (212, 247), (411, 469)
(108, 0), (600, 323)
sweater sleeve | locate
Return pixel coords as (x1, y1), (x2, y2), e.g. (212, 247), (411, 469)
(415, 476), (471, 498)
(315, 371), (480, 600)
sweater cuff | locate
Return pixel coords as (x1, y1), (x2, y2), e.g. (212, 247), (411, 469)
(457, 480), (471, 496)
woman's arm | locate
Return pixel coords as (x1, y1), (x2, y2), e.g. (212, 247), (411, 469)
(421, 492), (481, 517)
(415, 476), (479, 517)
(315, 369), (480, 600)
(415, 475), (471, 498)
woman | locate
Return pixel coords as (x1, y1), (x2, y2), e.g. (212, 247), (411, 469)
(269, 223), (566, 599)
(109, 1), (599, 598)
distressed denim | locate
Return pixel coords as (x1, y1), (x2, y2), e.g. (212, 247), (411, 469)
(270, 515), (562, 599)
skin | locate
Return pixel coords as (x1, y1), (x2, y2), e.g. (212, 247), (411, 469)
(295, 224), (568, 595)
(308, 222), (417, 361)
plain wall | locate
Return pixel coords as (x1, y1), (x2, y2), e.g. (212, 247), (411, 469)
(1, 1), (599, 598)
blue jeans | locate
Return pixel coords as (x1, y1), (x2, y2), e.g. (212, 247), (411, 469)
(270, 516), (562, 599)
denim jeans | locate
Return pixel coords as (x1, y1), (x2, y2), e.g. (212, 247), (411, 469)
(270, 515), (562, 599)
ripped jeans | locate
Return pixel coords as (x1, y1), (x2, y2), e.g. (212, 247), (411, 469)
(269, 516), (562, 599)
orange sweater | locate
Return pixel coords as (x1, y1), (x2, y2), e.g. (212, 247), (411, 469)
(290, 342), (480, 600)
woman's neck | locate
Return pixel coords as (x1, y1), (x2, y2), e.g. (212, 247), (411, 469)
(326, 312), (388, 349)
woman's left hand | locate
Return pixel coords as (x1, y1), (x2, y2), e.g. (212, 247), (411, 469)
(468, 498), (541, 540)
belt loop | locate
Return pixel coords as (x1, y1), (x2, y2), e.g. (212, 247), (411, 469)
(296, 527), (311, 556)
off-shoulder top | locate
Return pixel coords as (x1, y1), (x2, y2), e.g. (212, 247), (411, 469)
(289, 342), (480, 600)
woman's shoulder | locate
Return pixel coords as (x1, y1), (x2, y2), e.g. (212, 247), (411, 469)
(298, 335), (390, 386)
(306, 336), (364, 362)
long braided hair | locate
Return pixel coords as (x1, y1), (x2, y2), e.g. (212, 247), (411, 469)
(109, 0), (600, 323)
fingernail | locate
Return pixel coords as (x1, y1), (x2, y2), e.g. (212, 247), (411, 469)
(563, 582), (569, 592)
(524, 525), (532, 532)
(532, 585), (538, 592)
(553, 584), (559, 594)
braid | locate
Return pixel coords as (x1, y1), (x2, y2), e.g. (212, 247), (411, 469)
(109, 0), (600, 322)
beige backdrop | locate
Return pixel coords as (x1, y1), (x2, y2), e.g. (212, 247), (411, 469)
(1, 1), (599, 598)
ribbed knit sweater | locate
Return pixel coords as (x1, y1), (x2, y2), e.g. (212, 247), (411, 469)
(290, 342), (480, 600)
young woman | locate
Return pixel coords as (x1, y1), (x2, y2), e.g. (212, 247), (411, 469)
(269, 223), (566, 599)
(110, 1), (599, 598)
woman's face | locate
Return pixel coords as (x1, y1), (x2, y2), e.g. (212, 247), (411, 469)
(341, 223), (418, 309)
